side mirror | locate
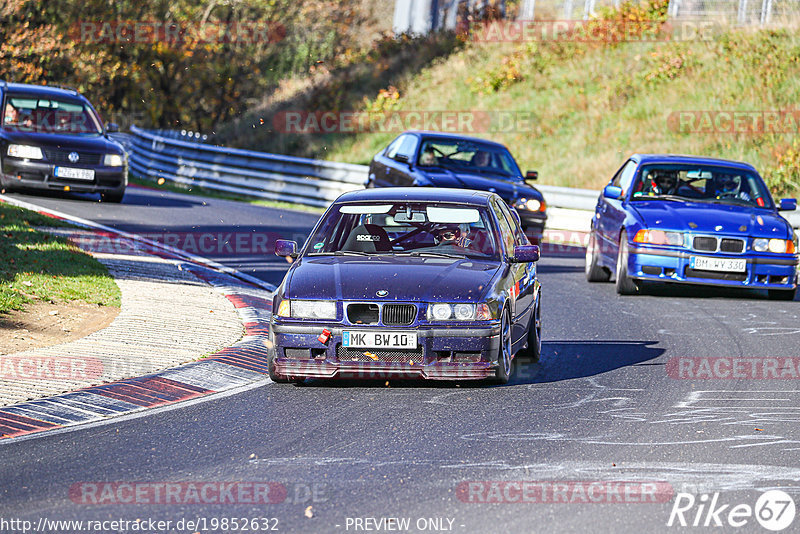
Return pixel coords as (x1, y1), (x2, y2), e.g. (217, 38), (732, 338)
(274, 239), (298, 258)
(525, 170), (538, 181)
(394, 154), (410, 164)
(779, 198), (797, 211)
(603, 185), (623, 200)
(106, 122), (119, 133)
(512, 244), (540, 263)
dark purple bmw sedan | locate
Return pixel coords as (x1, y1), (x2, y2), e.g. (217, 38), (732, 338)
(269, 187), (541, 384)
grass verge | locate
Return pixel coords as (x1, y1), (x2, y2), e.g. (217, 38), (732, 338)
(0, 202), (121, 314)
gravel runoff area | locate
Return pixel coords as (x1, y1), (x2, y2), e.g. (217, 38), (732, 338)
(0, 228), (246, 407)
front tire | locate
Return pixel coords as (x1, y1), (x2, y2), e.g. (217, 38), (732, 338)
(615, 230), (638, 295)
(768, 288), (796, 301)
(586, 230), (610, 282)
(492, 309), (513, 384)
(100, 189), (125, 203)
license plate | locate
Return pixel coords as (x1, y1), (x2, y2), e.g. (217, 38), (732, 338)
(690, 256), (746, 273)
(342, 331), (417, 349)
(55, 166), (95, 180)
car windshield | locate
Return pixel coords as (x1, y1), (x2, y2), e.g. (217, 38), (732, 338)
(2, 95), (103, 135)
(416, 138), (521, 178)
(631, 164), (774, 208)
(306, 202), (500, 260)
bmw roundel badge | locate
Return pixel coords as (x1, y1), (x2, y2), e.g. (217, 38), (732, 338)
(376, 290), (389, 297)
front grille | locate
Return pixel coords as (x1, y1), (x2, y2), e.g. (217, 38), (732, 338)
(337, 345), (423, 364)
(693, 236), (717, 251)
(685, 267), (747, 282)
(42, 149), (103, 165)
(720, 238), (745, 253)
(382, 304), (417, 326)
(347, 303), (379, 324)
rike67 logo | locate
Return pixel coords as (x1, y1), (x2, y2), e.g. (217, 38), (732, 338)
(668, 490), (796, 531)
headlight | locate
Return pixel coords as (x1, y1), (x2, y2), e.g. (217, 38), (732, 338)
(427, 303), (492, 321)
(277, 300), (336, 319)
(753, 238), (794, 253)
(515, 198), (543, 212)
(633, 229), (684, 246)
(7, 144), (43, 159)
(103, 153), (124, 166)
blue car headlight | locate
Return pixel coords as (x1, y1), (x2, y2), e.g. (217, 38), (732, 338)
(633, 229), (684, 246)
(753, 238), (794, 253)
(276, 299), (336, 319)
(427, 303), (492, 321)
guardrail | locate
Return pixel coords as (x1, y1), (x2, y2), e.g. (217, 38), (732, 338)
(124, 126), (367, 208)
(120, 127), (800, 228)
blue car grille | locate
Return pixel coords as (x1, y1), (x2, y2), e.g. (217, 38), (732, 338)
(382, 304), (417, 326)
(692, 236), (745, 254)
(337, 345), (423, 363)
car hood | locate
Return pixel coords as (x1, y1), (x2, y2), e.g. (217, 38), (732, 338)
(0, 130), (122, 153)
(420, 168), (542, 202)
(285, 256), (501, 302)
(631, 200), (792, 239)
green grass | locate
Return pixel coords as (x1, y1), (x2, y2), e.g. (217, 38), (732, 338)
(129, 176), (325, 215)
(214, 6), (800, 197)
(0, 202), (121, 314)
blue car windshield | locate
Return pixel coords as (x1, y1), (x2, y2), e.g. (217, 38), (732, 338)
(416, 138), (521, 178)
(631, 164), (774, 209)
(306, 202), (500, 260)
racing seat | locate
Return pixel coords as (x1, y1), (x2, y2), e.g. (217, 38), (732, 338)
(342, 224), (392, 253)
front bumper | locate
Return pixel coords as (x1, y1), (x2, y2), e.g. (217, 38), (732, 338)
(1, 157), (127, 193)
(270, 323), (502, 380)
(627, 245), (798, 289)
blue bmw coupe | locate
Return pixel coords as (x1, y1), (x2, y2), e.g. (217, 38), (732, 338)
(269, 187), (541, 384)
(586, 154), (798, 299)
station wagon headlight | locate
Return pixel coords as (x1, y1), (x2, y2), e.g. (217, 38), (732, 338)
(633, 229), (683, 246)
(278, 300), (336, 319)
(427, 303), (492, 321)
(7, 144), (43, 159)
(103, 153), (125, 167)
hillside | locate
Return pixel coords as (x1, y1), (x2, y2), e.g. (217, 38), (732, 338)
(214, 2), (800, 195)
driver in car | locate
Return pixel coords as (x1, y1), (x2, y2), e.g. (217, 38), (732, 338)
(434, 225), (471, 248)
(714, 175), (751, 202)
(420, 147), (436, 166)
(649, 170), (679, 195)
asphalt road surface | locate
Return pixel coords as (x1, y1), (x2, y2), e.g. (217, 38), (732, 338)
(2, 187), (800, 533)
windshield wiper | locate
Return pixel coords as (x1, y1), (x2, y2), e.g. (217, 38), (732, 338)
(469, 168), (512, 177)
(394, 251), (466, 259)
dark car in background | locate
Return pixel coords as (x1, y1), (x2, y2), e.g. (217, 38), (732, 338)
(269, 187), (542, 385)
(367, 131), (547, 243)
(0, 82), (127, 202)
